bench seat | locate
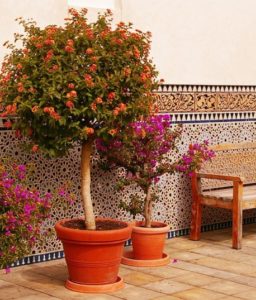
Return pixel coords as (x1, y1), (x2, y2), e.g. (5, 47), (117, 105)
(202, 185), (256, 201)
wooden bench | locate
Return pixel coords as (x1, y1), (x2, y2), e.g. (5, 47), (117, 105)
(190, 142), (256, 249)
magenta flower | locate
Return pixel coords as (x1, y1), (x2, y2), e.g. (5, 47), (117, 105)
(1, 161), (75, 270)
(97, 114), (214, 227)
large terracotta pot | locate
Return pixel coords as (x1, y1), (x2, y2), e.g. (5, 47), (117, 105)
(132, 221), (170, 260)
(55, 218), (131, 288)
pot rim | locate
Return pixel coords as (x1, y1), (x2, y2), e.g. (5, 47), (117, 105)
(55, 217), (132, 243)
(132, 220), (170, 234)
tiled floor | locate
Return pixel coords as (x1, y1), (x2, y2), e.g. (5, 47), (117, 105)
(2, 224), (256, 299)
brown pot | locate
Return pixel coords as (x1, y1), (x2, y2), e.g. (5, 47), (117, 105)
(55, 218), (132, 288)
(131, 220), (170, 260)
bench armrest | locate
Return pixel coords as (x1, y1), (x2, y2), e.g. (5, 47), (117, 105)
(196, 173), (245, 183)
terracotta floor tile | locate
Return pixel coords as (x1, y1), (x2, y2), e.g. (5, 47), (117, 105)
(111, 283), (165, 299)
(140, 265), (191, 279)
(123, 271), (162, 286)
(191, 245), (233, 257)
(235, 288), (256, 299)
(203, 280), (252, 295)
(117, 267), (134, 277)
(14, 293), (61, 299)
(165, 239), (206, 250)
(47, 285), (120, 300)
(218, 297), (243, 300)
(174, 272), (220, 286)
(30, 264), (68, 281)
(172, 287), (227, 300)
(152, 296), (181, 300)
(227, 274), (256, 287)
(193, 256), (256, 275)
(142, 278), (192, 294)
(1, 270), (64, 293)
(239, 239), (256, 248)
(240, 246), (256, 256)
(0, 284), (38, 300)
(171, 260), (238, 279)
(71, 295), (121, 300)
(0, 279), (12, 288)
(168, 251), (205, 261)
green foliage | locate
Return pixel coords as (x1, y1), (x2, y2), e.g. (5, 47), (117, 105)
(0, 8), (158, 157)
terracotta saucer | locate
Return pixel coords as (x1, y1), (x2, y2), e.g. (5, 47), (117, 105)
(65, 276), (124, 293)
(121, 250), (170, 267)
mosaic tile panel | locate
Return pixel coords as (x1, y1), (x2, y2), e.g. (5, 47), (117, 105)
(1, 119), (256, 256)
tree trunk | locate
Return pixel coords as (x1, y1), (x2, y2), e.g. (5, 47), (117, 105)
(144, 186), (152, 228)
(81, 140), (96, 230)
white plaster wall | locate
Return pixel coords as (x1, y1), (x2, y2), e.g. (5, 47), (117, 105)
(68, 0), (121, 23)
(0, 0), (68, 62)
(121, 0), (256, 85)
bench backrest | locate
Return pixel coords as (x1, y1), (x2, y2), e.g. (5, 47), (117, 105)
(200, 142), (256, 190)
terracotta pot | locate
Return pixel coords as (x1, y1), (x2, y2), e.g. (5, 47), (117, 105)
(55, 218), (132, 286)
(131, 221), (170, 260)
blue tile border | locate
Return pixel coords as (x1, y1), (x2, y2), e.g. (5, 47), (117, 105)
(8, 216), (256, 269)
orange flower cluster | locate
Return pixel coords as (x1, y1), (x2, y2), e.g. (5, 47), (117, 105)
(123, 67), (131, 77)
(68, 83), (75, 89)
(43, 106), (61, 121)
(31, 106), (39, 113)
(65, 101), (74, 109)
(3, 120), (12, 128)
(84, 127), (94, 135)
(17, 82), (24, 93)
(84, 74), (94, 87)
(44, 50), (53, 62)
(49, 64), (59, 72)
(44, 39), (55, 46)
(107, 92), (115, 103)
(133, 46), (140, 59)
(32, 144), (39, 152)
(46, 26), (58, 36)
(85, 48), (93, 55)
(113, 103), (127, 116)
(16, 64), (22, 70)
(65, 39), (74, 53)
(85, 28), (94, 40)
(66, 90), (77, 99)
(90, 96), (104, 112)
(89, 64), (97, 72)
(1, 103), (16, 116)
(108, 128), (117, 136)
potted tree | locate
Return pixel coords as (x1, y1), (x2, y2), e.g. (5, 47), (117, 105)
(0, 8), (158, 292)
(97, 114), (215, 266)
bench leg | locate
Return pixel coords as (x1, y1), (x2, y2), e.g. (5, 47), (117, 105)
(232, 208), (242, 249)
(232, 182), (243, 249)
(190, 175), (202, 241)
(190, 196), (202, 240)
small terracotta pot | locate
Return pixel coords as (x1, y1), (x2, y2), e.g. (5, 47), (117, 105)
(55, 218), (132, 287)
(131, 221), (170, 260)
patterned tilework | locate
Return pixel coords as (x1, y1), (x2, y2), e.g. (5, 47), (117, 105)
(1, 84), (256, 265)
(156, 84), (256, 113)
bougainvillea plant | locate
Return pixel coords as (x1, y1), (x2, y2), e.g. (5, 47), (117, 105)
(0, 161), (75, 271)
(97, 115), (215, 228)
(0, 161), (51, 271)
(0, 9), (159, 230)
